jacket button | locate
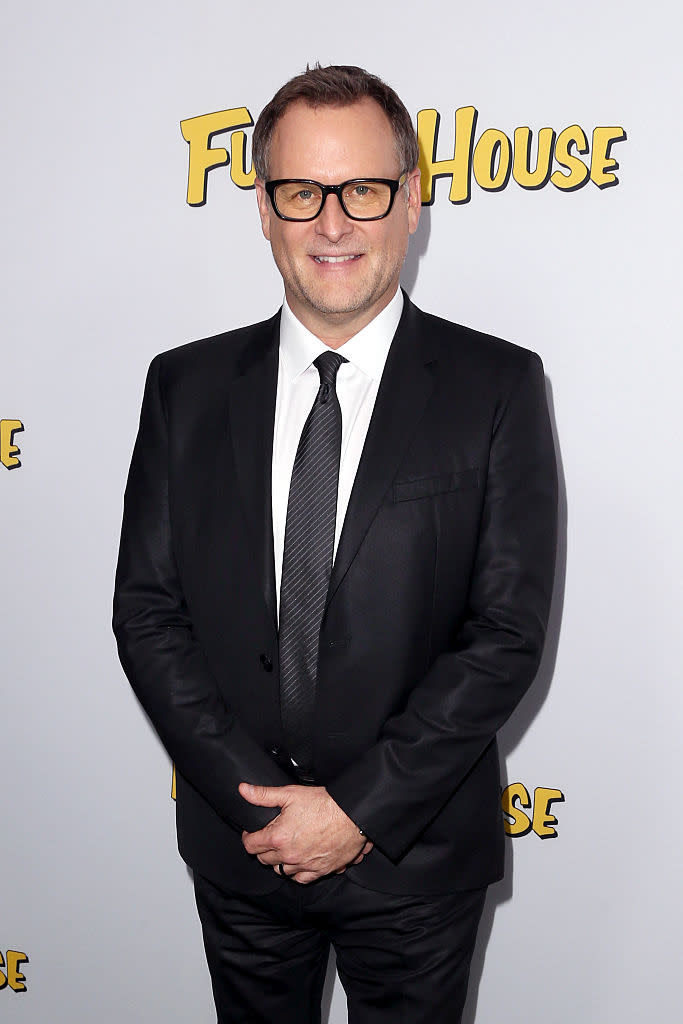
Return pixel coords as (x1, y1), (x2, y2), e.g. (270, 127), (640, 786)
(259, 653), (273, 672)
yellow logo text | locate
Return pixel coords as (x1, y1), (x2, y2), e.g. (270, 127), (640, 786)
(1, 420), (24, 470)
(0, 951), (29, 993)
(181, 106), (626, 207)
(502, 783), (564, 839)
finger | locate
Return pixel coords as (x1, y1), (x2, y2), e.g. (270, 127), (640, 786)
(272, 863), (294, 878)
(291, 871), (320, 885)
(239, 782), (287, 808)
(241, 830), (269, 855)
(242, 827), (283, 856)
(256, 851), (288, 867)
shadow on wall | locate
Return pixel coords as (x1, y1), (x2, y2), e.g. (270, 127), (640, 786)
(462, 375), (567, 1024)
(322, 950), (338, 1024)
(401, 202), (431, 296)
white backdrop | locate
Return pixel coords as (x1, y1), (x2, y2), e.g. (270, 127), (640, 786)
(2, 2), (681, 1021)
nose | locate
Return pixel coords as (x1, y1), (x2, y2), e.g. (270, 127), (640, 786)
(314, 192), (354, 243)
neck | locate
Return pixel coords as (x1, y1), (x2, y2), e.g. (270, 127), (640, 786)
(285, 285), (399, 349)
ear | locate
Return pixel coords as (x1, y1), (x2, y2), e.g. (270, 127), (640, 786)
(254, 179), (272, 241)
(406, 166), (422, 235)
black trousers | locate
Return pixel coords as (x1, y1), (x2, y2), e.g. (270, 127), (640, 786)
(194, 871), (486, 1024)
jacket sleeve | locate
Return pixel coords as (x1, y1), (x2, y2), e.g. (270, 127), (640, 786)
(326, 351), (558, 861)
(113, 355), (290, 832)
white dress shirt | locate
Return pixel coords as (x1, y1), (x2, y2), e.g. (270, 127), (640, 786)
(272, 288), (404, 616)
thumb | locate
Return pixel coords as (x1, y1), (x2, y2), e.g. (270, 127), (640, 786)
(238, 782), (286, 807)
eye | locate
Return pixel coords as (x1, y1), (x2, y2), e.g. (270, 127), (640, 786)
(278, 183), (320, 205)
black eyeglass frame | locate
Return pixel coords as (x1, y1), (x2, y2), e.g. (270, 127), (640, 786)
(264, 174), (408, 222)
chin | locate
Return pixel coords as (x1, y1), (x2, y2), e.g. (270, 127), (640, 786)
(299, 279), (385, 318)
(310, 295), (369, 317)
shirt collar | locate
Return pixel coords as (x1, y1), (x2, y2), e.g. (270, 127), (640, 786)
(279, 287), (404, 382)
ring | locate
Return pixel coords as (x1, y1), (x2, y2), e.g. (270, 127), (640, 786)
(277, 863), (287, 877)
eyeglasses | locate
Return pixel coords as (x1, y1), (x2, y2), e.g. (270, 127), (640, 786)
(264, 175), (407, 222)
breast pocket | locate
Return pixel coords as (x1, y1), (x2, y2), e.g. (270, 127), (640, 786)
(392, 467), (479, 502)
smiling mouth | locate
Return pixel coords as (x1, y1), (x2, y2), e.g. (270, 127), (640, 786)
(311, 254), (362, 263)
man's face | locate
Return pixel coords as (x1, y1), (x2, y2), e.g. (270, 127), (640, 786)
(255, 98), (421, 341)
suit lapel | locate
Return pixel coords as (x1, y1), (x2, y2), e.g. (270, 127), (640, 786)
(227, 313), (280, 629)
(326, 296), (438, 610)
(224, 299), (438, 626)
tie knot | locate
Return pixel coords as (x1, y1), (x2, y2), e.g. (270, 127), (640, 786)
(313, 350), (347, 387)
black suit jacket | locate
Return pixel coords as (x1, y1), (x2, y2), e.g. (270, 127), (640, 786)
(113, 294), (558, 895)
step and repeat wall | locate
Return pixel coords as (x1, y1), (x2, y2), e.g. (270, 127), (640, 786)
(2, 2), (680, 1021)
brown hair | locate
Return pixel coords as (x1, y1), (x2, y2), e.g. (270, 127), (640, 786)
(252, 64), (419, 180)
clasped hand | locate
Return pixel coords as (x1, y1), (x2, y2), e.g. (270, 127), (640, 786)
(239, 783), (373, 885)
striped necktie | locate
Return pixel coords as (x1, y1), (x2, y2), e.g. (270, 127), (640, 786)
(278, 350), (347, 773)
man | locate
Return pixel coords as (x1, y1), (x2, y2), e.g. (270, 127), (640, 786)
(113, 65), (557, 1023)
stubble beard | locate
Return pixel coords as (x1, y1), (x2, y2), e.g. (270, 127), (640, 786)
(277, 247), (406, 323)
